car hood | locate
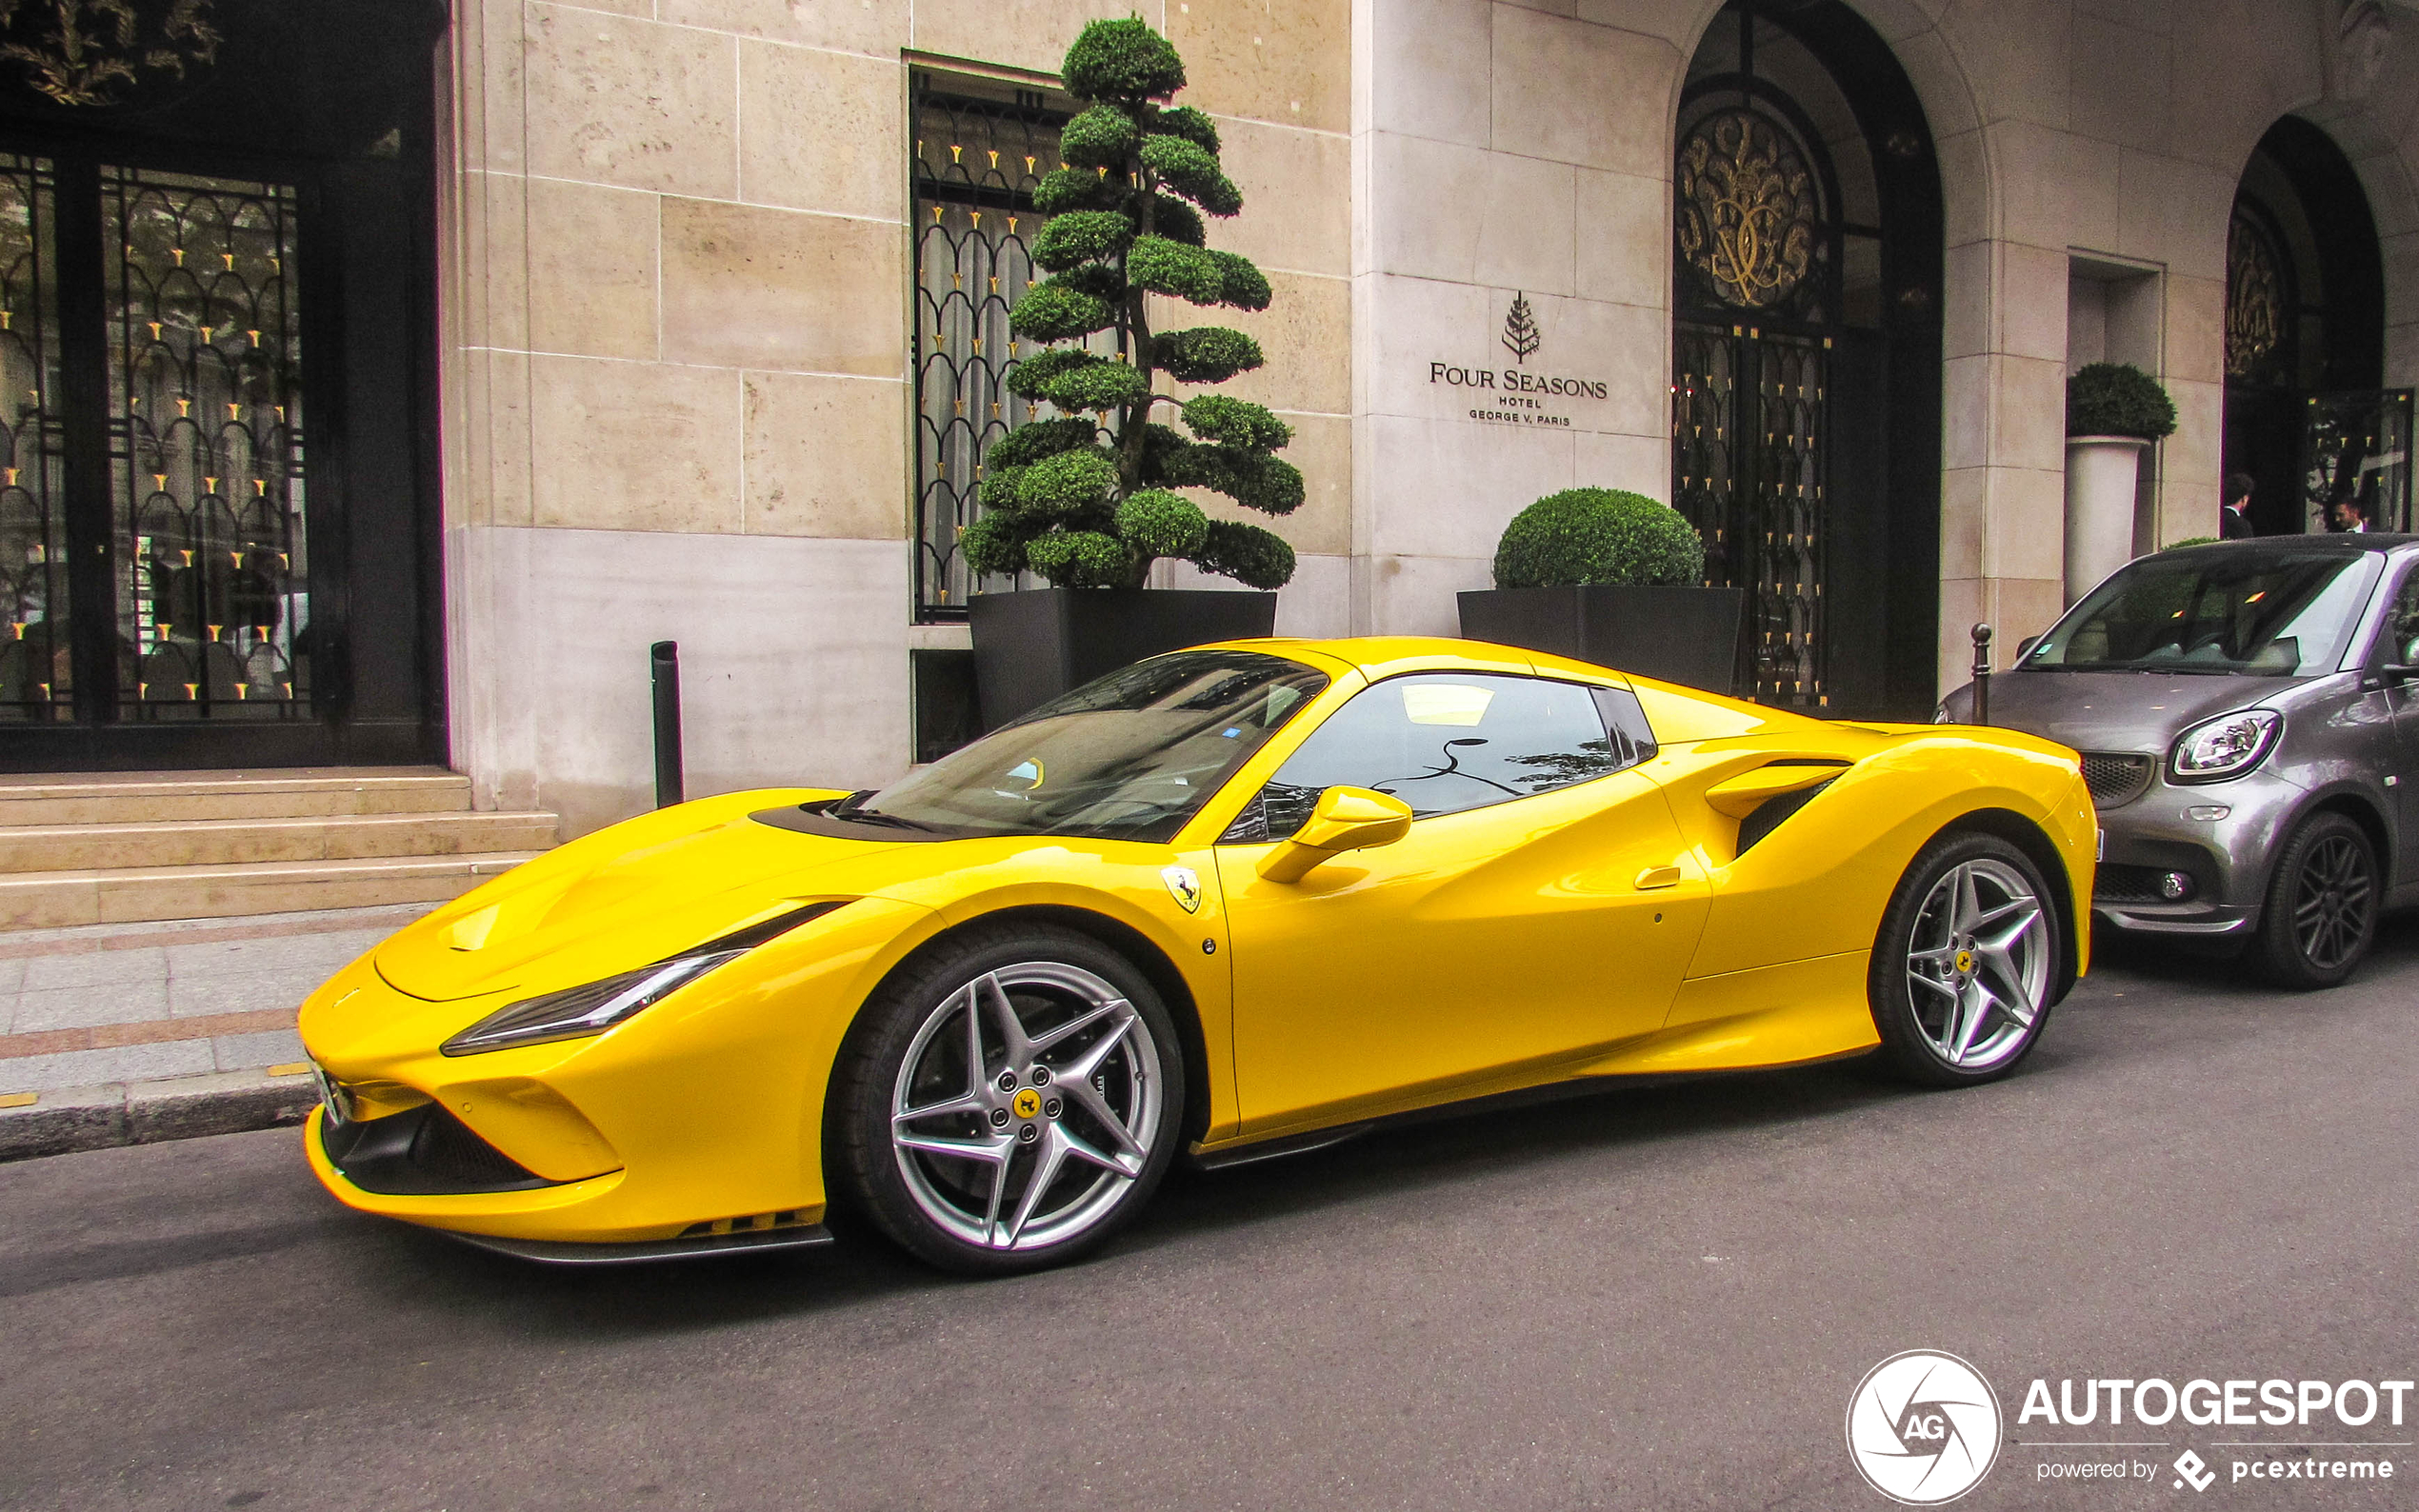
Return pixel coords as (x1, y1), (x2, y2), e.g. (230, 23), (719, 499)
(375, 789), (906, 1002)
(1950, 669), (2311, 752)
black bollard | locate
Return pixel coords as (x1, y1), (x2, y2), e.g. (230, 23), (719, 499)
(1969, 622), (1993, 727)
(650, 640), (685, 807)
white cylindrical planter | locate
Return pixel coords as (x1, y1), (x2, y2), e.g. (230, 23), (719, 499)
(2064, 435), (2150, 604)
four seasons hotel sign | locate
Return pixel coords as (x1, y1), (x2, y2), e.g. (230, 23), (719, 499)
(1426, 291), (1612, 429)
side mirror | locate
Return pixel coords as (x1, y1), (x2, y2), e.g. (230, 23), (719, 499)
(1256, 786), (1413, 883)
(2383, 665), (2419, 684)
(2017, 635), (2039, 659)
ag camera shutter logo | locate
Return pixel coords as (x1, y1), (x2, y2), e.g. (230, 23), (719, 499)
(1847, 1350), (2005, 1504)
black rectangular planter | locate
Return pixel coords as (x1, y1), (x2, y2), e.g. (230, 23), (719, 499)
(1457, 585), (1748, 694)
(968, 587), (1279, 731)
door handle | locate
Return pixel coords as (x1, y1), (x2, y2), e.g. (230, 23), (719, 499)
(1634, 865), (1681, 890)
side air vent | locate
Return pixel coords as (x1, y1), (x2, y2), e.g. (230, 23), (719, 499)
(1735, 779), (1836, 856)
(322, 1102), (558, 1196)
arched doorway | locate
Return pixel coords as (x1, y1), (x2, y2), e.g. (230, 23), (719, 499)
(1671, 0), (1942, 716)
(2223, 117), (2408, 536)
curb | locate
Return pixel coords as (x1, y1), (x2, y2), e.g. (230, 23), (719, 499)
(0, 1068), (316, 1163)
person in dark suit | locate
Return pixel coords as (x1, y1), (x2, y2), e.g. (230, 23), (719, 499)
(2220, 472), (2257, 539)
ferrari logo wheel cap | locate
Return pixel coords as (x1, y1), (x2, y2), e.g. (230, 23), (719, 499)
(1954, 949), (1974, 975)
(1161, 864), (1203, 914)
(1013, 1087), (1042, 1119)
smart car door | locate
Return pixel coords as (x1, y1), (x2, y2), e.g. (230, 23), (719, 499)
(2370, 564), (2419, 883)
(1212, 673), (1709, 1137)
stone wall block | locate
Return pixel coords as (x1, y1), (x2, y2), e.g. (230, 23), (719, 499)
(464, 0), (529, 175)
(742, 372), (910, 540)
(1151, 269), (1352, 416)
(1176, 409), (1353, 557)
(529, 355), (742, 534)
(1572, 167), (1667, 310)
(523, 5), (739, 199)
(1357, 551), (1498, 637)
(457, 348), (534, 529)
(2068, 12), (2170, 155)
(1997, 241), (2069, 364)
(527, 178), (658, 361)
(1886, 25), (1981, 142)
(1570, 429), (1671, 501)
(662, 0), (909, 56)
(661, 199), (905, 375)
(1983, 465), (2065, 582)
(1167, 0), (1349, 135)
(1370, 0), (1492, 146)
(1941, 353), (1990, 472)
(1364, 411), (1575, 560)
(2117, 150), (2230, 285)
(1372, 133), (1575, 294)
(2163, 377), (2224, 487)
(1362, 273), (1496, 416)
(1940, 239), (1991, 360)
(1490, 7), (1676, 172)
(1938, 465), (1985, 579)
(1989, 121), (2079, 250)
(1935, 128), (1988, 250)
(1531, 292), (1666, 438)
(1218, 117), (1351, 277)
(458, 168), (530, 356)
(2165, 275), (2226, 388)
(1939, 0), (2069, 129)
(915, 0), (1167, 79)
(1993, 354), (2068, 473)
(738, 41), (906, 223)
(2060, 135), (2122, 257)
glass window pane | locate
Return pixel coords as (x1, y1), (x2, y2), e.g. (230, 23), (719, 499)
(105, 165), (307, 720)
(1238, 673), (1628, 837)
(0, 153), (64, 723)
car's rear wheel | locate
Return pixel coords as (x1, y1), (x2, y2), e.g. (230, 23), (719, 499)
(1869, 831), (2061, 1086)
(828, 924), (1185, 1275)
(2250, 810), (2377, 990)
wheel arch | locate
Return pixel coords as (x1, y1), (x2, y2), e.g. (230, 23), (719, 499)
(858, 904), (1215, 1146)
(2292, 786), (2392, 882)
(1936, 806), (2082, 1005)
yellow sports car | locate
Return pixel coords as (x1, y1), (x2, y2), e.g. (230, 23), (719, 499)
(300, 637), (2093, 1273)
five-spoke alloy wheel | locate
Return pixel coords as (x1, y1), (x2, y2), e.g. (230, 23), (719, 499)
(830, 924), (1185, 1274)
(2252, 810), (2378, 990)
(1869, 831), (2063, 1085)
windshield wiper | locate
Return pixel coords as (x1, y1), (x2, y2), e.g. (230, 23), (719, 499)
(829, 791), (936, 830)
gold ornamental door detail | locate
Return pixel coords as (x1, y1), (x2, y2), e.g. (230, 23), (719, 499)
(1677, 109), (1819, 311)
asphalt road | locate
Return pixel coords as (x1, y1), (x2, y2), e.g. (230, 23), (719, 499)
(5, 925), (2417, 1512)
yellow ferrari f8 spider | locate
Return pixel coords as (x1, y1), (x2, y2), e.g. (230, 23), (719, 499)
(300, 638), (2093, 1273)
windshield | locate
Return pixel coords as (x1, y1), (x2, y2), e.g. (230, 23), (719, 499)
(847, 649), (1329, 843)
(2024, 550), (2383, 675)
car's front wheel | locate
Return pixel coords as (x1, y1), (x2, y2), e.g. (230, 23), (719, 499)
(828, 923), (1185, 1275)
(2250, 810), (2377, 990)
(1868, 830), (2062, 1086)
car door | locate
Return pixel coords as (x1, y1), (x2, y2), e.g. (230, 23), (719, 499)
(1212, 672), (1709, 1137)
(2370, 563), (2419, 883)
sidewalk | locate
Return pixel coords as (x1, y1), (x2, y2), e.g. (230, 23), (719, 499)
(0, 901), (439, 1161)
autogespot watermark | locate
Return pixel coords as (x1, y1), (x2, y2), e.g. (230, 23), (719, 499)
(1847, 1353), (2412, 1502)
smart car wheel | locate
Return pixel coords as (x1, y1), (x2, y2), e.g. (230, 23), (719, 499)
(830, 924), (1185, 1275)
(2250, 810), (2377, 990)
(1868, 831), (2060, 1087)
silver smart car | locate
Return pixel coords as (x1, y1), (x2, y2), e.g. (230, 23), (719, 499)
(1939, 535), (2419, 987)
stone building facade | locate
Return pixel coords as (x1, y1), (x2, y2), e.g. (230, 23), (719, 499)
(2, 0), (2416, 835)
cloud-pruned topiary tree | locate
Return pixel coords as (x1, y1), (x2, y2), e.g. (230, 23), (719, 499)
(962, 18), (1300, 592)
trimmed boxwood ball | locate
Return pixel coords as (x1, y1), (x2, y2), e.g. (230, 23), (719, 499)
(2163, 535), (2220, 549)
(1031, 210), (1133, 271)
(2068, 362), (2177, 440)
(1492, 487), (1706, 589)
(1062, 17), (1186, 102)
(1115, 489), (1210, 558)
(1059, 105), (1138, 169)
(977, 18), (1297, 593)
(1026, 529), (1135, 587)
(1194, 519), (1295, 591)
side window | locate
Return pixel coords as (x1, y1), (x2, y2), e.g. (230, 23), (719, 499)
(1219, 674), (1649, 842)
(2382, 569), (2419, 667)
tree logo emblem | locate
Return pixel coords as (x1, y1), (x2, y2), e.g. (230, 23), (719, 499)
(1502, 292), (1540, 364)
(1845, 1350), (2003, 1504)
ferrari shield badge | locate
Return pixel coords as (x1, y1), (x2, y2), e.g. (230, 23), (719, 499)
(1160, 865), (1203, 914)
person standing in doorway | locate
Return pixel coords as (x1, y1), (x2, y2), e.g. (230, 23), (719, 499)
(2329, 495), (2369, 533)
(2221, 473), (2257, 539)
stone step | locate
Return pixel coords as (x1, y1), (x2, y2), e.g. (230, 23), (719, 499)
(0, 767), (470, 827)
(0, 853), (540, 931)
(0, 811), (560, 874)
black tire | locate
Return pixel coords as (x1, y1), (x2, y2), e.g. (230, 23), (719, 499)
(827, 923), (1186, 1276)
(2250, 810), (2378, 990)
(1868, 830), (2063, 1087)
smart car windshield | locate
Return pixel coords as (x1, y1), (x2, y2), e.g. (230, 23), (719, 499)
(2024, 550), (2383, 676)
(844, 649), (1329, 843)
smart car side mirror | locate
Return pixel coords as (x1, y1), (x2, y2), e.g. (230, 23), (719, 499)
(1257, 786), (1413, 883)
(2017, 635), (2039, 659)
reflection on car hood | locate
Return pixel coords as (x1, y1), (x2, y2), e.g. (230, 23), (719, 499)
(1975, 668), (2312, 751)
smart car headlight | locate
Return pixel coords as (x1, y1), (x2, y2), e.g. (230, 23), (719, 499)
(2169, 708), (2282, 785)
(438, 901), (844, 1057)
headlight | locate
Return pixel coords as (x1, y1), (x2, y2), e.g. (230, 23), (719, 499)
(441, 952), (743, 1056)
(1932, 705), (1953, 725)
(2169, 708), (2281, 785)
(438, 901), (845, 1057)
